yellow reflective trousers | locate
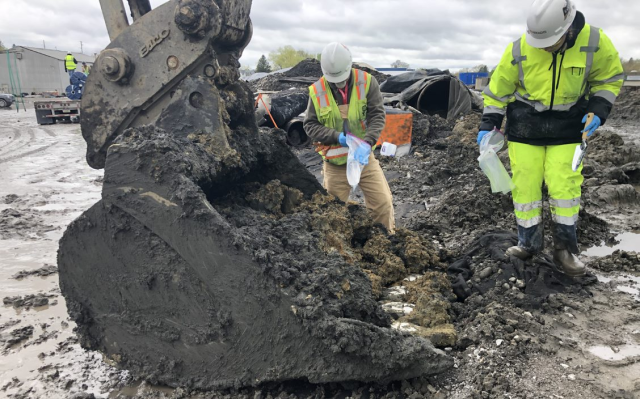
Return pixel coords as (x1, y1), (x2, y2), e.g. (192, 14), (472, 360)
(508, 142), (584, 253)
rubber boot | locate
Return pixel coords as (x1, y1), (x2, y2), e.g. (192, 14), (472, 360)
(553, 249), (586, 277)
(506, 246), (532, 260)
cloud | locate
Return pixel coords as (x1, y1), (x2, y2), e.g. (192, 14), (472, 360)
(1, 0), (638, 71)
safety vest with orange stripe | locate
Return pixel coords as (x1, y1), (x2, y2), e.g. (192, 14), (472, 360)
(308, 68), (371, 165)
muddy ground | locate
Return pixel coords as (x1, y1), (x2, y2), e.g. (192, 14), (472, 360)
(1, 85), (640, 399)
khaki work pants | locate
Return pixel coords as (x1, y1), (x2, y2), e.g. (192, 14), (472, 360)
(323, 153), (396, 233)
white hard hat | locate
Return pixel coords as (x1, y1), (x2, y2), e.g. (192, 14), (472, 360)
(321, 42), (352, 83)
(526, 0), (576, 48)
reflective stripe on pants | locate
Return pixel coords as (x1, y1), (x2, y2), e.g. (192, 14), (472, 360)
(322, 153), (396, 233)
(508, 142), (584, 253)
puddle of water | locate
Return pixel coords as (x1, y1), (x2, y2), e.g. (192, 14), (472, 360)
(582, 232), (640, 257)
(588, 344), (640, 361)
(596, 274), (640, 301)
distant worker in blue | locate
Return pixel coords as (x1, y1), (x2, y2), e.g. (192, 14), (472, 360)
(478, 0), (623, 276)
(65, 52), (78, 77)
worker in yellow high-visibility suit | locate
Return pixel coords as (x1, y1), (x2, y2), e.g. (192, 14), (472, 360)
(65, 52), (78, 78)
(478, 0), (623, 276)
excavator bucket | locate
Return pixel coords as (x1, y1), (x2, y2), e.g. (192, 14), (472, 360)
(58, 0), (453, 390)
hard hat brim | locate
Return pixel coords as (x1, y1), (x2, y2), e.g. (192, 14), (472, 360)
(525, 30), (567, 49)
(324, 68), (351, 83)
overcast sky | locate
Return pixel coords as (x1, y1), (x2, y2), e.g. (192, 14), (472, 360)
(1, 0), (638, 71)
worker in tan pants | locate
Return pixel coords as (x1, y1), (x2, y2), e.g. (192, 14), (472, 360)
(322, 153), (395, 232)
(304, 42), (395, 233)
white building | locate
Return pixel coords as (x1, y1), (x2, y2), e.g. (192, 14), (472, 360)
(0, 46), (95, 95)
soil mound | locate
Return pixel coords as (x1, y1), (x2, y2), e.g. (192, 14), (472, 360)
(609, 86), (640, 121)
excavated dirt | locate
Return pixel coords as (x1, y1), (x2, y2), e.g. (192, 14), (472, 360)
(377, 111), (616, 254)
(608, 86), (640, 121)
(57, 74), (453, 392)
(589, 250), (640, 273)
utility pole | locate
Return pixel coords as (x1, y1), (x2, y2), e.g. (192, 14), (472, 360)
(43, 40), (46, 49)
(80, 41), (83, 54)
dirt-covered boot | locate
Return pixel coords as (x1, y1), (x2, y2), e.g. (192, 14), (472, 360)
(506, 246), (532, 260)
(553, 249), (586, 277)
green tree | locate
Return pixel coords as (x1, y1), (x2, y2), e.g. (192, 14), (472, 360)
(478, 65), (489, 73)
(0, 40), (6, 51)
(268, 46), (314, 70)
(621, 57), (640, 73)
(256, 55), (272, 73)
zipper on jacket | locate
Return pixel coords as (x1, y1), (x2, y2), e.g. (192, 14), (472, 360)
(549, 52), (557, 111)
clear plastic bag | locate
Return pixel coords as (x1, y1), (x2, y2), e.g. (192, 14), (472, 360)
(478, 129), (515, 194)
(479, 129), (505, 153)
(346, 133), (367, 188)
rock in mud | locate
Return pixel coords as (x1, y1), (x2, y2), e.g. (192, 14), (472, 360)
(3, 293), (52, 309)
(588, 184), (640, 207)
(1, 325), (34, 348)
(447, 231), (597, 307)
(0, 208), (54, 240)
(589, 250), (640, 273)
(12, 264), (58, 279)
(58, 75), (452, 390)
(3, 194), (19, 204)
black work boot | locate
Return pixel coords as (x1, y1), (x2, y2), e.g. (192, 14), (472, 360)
(553, 249), (586, 277)
(513, 223), (543, 259)
(551, 222), (584, 276)
(506, 246), (532, 260)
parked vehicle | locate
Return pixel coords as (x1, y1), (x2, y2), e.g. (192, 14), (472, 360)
(34, 99), (80, 124)
(0, 93), (15, 108)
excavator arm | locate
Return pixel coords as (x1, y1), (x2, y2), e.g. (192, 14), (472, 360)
(84, 0), (252, 169)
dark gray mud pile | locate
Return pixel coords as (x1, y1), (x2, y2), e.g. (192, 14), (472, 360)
(58, 78), (452, 391)
(377, 112), (615, 252)
(249, 59), (388, 92)
(284, 109), (619, 398)
(581, 131), (640, 219)
(11, 264), (58, 279)
(0, 208), (55, 240)
(446, 232), (597, 307)
(608, 86), (640, 121)
(377, 108), (634, 398)
(588, 250), (640, 272)
(3, 293), (53, 309)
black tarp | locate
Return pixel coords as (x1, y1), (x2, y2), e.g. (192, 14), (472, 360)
(379, 69), (448, 93)
(262, 91), (309, 129)
(381, 71), (481, 120)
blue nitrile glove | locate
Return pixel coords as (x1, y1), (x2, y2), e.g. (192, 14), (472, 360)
(477, 130), (491, 145)
(355, 142), (371, 165)
(581, 114), (601, 137)
(338, 132), (347, 147)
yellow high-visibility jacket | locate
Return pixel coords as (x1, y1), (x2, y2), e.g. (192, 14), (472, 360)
(308, 69), (371, 165)
(480, 13), (623, 146)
